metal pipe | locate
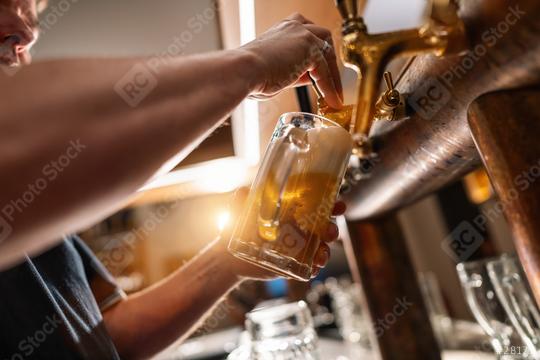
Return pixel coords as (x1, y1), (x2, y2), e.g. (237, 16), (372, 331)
(343, 0), (540, 220)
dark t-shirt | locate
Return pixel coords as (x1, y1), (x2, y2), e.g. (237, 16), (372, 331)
(0, 235), (124, 360)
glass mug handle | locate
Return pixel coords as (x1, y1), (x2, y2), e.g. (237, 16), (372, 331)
(257, 127), (310, 241)
(500, 262), (540, 352)
(462, 273), (499, 339)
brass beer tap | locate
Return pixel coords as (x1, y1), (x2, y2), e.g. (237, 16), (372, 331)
(373, 71), (404, 122)
(335, 0), (467, 157)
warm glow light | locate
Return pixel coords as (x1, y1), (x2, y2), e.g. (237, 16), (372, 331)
(239, 0), (256, 45)
(141, 157), (249, 192)
(239, 99), (260, 165)
(217, 211), (231, 232)
(197, 160), (249, 193)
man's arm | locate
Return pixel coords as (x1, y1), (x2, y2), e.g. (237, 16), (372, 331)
(102, 240), (242, 360)
(0, 14), (342, 268)
(0, 51), (257, 267)
(102, 191), (344, 360)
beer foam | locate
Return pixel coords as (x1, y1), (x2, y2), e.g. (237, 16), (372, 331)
(294, 125), (352, 174)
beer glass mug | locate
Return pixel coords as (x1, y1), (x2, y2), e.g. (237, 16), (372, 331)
(488, 255), (540, 359)
(457, 257), (530, 359)
(228, 112), (352, 281)
(227, 301), (320, 360)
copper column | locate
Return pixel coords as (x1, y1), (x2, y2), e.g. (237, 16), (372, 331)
(469, 88), (540, 305)
(344, 216), (440, 359)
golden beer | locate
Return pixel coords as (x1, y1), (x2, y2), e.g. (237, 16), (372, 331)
(317, 98), (354, 129)
(228, 113), (352, 281)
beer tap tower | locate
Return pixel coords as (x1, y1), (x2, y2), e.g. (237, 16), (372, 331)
(331, 0), (540, 358)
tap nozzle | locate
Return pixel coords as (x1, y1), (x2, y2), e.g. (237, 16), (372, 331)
(335, 0), (357, 20)
(335, 0), (366, 34)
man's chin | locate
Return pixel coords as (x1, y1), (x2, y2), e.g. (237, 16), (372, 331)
(0, 52), (31, 67)
(0, 58), (20, 67)
(0, 48), (19, 66)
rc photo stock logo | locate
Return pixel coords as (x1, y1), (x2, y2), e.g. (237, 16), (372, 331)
(442, 221), (484, 262)
(0, 215), (13, 244)
(408, 76), (452, 120)
(114, 63), (158, 107)
(270, 224), (306, 258)
(0, 139), (86, 245)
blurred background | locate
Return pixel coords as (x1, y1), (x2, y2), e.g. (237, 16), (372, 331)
(32, 0), (517, 358)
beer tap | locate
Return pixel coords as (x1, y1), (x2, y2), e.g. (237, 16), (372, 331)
(335, 0), (467, 158)
(374, 71), (404, 122)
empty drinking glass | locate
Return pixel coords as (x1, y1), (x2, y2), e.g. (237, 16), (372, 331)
(457, 257), (529, 359)
(488, 255), (540, 359)
(419, 272), (456, 349)
(325, 277), (371, 348)
(227, 301), (320, 360)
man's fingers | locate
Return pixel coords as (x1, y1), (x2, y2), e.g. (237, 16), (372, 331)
(310, 267), (321, 279)
(290, 72), (313, 88)
(305, 25), (343, 100)
(309, 47), (342, 109)
(324, 221), (339, 243)
(323, 49), (343, 102)
(332, 201), (346, 216)
(285, 12), (315, 24)
(314, 243), (331, 268)
(304, 24), (332, 42)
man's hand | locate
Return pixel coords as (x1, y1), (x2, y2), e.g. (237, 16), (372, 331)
(241, 13), (343, 109)
(215, 187), (346, 281)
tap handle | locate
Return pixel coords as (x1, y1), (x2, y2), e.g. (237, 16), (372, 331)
(383, 72), (395, 92)
(382, 72), (400, 106)
(335, 0), (358, 21)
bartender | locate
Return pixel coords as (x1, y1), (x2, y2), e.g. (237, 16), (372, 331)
(0, 0), (345, 359)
